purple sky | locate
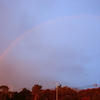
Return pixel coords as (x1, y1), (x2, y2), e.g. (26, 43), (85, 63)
(0, 0), (100, 91)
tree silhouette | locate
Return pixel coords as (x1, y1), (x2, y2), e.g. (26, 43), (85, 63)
(32, 84), (42, 100)
(0, 85), (9, 93)
(19, 88), (31, 100)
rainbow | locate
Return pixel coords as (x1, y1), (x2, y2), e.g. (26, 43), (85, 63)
(0, 15), (99, 61)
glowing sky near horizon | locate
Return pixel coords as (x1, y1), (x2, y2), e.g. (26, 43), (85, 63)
(0, 0), (100, 91)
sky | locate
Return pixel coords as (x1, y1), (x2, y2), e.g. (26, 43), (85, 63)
(0, 0), (100, 91)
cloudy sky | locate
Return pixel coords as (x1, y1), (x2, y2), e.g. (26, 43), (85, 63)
(0, 0), (100, 91)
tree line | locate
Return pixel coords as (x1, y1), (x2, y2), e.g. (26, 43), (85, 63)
(0, 84), (100, 100)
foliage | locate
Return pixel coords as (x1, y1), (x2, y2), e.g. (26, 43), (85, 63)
(32, 84), (42, 94)
(1, 84), (100, 100)
(18, 88), (31, 100)
(0, 85), (9, 93)
(58, 86), (78, 100)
